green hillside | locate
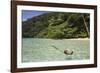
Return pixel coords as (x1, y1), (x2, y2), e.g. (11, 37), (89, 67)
(22, 12), (90, 39)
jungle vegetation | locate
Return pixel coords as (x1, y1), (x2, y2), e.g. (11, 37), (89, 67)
(22, 12), (90, 39)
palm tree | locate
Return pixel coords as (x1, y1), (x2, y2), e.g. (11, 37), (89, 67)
(81, 14), (90, 37)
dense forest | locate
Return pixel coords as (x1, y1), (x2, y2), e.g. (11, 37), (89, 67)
(22, 12), (90, 39)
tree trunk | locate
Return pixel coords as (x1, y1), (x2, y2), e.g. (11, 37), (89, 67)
(82, 15), (90, 37)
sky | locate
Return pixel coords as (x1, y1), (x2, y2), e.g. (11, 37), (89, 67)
(22, 10), (49, 21)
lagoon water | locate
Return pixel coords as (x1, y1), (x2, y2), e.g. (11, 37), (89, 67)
(22, 38), (90, 62)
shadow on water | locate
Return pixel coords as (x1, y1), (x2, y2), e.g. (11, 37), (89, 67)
(65, 56), (73, 60)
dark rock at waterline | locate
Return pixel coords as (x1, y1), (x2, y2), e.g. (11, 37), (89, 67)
(64, 49), (73, 55)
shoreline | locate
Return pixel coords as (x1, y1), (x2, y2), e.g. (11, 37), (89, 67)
(23, 38), (89, 40)
(64, 38), (89, 40)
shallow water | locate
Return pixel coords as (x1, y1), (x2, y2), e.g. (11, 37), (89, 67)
(22, 38), (90, 62)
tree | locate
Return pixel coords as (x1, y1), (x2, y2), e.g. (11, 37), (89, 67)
(81, 14), (90, 37)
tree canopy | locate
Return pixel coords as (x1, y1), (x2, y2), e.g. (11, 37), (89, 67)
(22, 12), (90, 39)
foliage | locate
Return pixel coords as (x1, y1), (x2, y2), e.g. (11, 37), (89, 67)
(22, 12), (90, 39)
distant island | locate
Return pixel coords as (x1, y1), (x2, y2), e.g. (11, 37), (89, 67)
(22, 12), (90, 39)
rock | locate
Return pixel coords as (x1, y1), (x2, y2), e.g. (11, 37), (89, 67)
(64, 49), (73, 55)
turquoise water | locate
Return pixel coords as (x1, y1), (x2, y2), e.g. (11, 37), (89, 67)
(22, 38), (90, 62)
